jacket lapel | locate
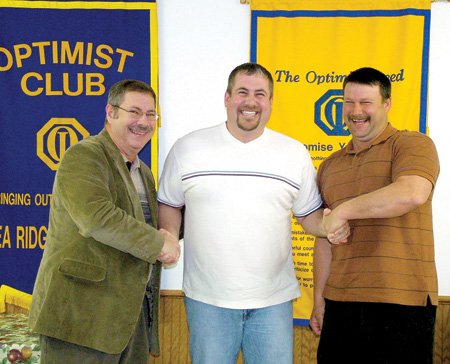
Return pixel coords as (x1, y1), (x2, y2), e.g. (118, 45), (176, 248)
(97, 129), (145, 222)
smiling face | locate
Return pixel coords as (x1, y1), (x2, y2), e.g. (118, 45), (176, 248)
(224, 72), (273, 143)
(343, 82), (391, 151)
(105, 91), (156, 160)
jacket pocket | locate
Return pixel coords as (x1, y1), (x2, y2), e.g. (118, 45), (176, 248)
(58, 258), (106, 282)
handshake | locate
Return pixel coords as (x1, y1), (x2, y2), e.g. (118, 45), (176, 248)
(157, 228), (181, 265)
(322, 208), (350, 245)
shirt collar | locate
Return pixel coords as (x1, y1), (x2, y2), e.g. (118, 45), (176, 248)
(121, 155), (140, 171)
(345, 123), (397, 154)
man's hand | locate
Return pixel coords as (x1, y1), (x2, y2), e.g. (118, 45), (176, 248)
(323, 208), (350, 244)
(157, 228), (180, 264)
(309, 298), (325, 336)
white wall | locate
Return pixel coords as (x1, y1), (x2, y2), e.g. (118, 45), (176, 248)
(429, 3), (450, 296)
(157, 0), (450, 295)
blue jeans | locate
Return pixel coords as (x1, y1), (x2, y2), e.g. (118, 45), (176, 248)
(184, 297), (293, 364)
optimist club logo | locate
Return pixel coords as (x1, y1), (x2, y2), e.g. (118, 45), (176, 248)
(37, 118), (90, 170)
(314, 89), (350, 136)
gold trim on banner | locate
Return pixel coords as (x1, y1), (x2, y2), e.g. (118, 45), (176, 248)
(242, 0), (448, 3)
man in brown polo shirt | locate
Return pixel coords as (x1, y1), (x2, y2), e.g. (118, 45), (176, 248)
(310, 67), (439, 363)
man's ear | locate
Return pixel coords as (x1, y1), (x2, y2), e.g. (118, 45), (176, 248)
(105, 104), (115, 121)
(224, 91), (230, 107)
(384, 97), (391, 112)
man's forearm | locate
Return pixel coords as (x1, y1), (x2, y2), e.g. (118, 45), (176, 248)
(297, 209), (325, 237)
(158, 203), (182, 237)
(334, 175), (432, 221)
(313, 237), (332, 301)
(309, 237), (332, 335)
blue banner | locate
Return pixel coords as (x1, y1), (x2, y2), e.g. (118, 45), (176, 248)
(0, 1), (159, 295)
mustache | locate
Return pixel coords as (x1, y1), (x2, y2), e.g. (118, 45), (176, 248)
(129, 125), (152, 133)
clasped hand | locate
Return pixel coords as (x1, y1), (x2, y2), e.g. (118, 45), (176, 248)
(157, 228), (181, 264)
(323, 208), (350, 244)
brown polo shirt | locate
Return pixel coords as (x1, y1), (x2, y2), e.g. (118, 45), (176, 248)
(317, 124), (440, 306)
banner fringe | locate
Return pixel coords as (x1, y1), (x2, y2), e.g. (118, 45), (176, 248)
(0, 285), (32, 313)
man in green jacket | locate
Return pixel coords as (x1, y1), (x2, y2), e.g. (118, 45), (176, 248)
(29, 80), (180, 363)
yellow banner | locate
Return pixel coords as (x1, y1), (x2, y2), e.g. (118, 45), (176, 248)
(250, 0), (431, 324)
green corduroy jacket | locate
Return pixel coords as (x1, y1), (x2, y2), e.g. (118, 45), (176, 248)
(29, 128), (164, 355)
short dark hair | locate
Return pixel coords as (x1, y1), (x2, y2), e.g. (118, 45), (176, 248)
(107, 80), (156, 106)
(343, 67), (391, 100)
(227, 63), (274, 98)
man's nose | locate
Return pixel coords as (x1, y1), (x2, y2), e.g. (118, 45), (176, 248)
(352, 103), (363, 114)
(244, 93), (257, 105)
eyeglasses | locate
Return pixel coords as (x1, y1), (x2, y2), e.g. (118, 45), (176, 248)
(112, 105), (159, 121)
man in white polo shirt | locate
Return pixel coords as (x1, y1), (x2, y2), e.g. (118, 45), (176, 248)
(157, 63), (348, 364)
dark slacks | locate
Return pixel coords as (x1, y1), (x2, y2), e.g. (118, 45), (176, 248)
(40, 297), (151, 364)
(317, 298), (436, 364)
